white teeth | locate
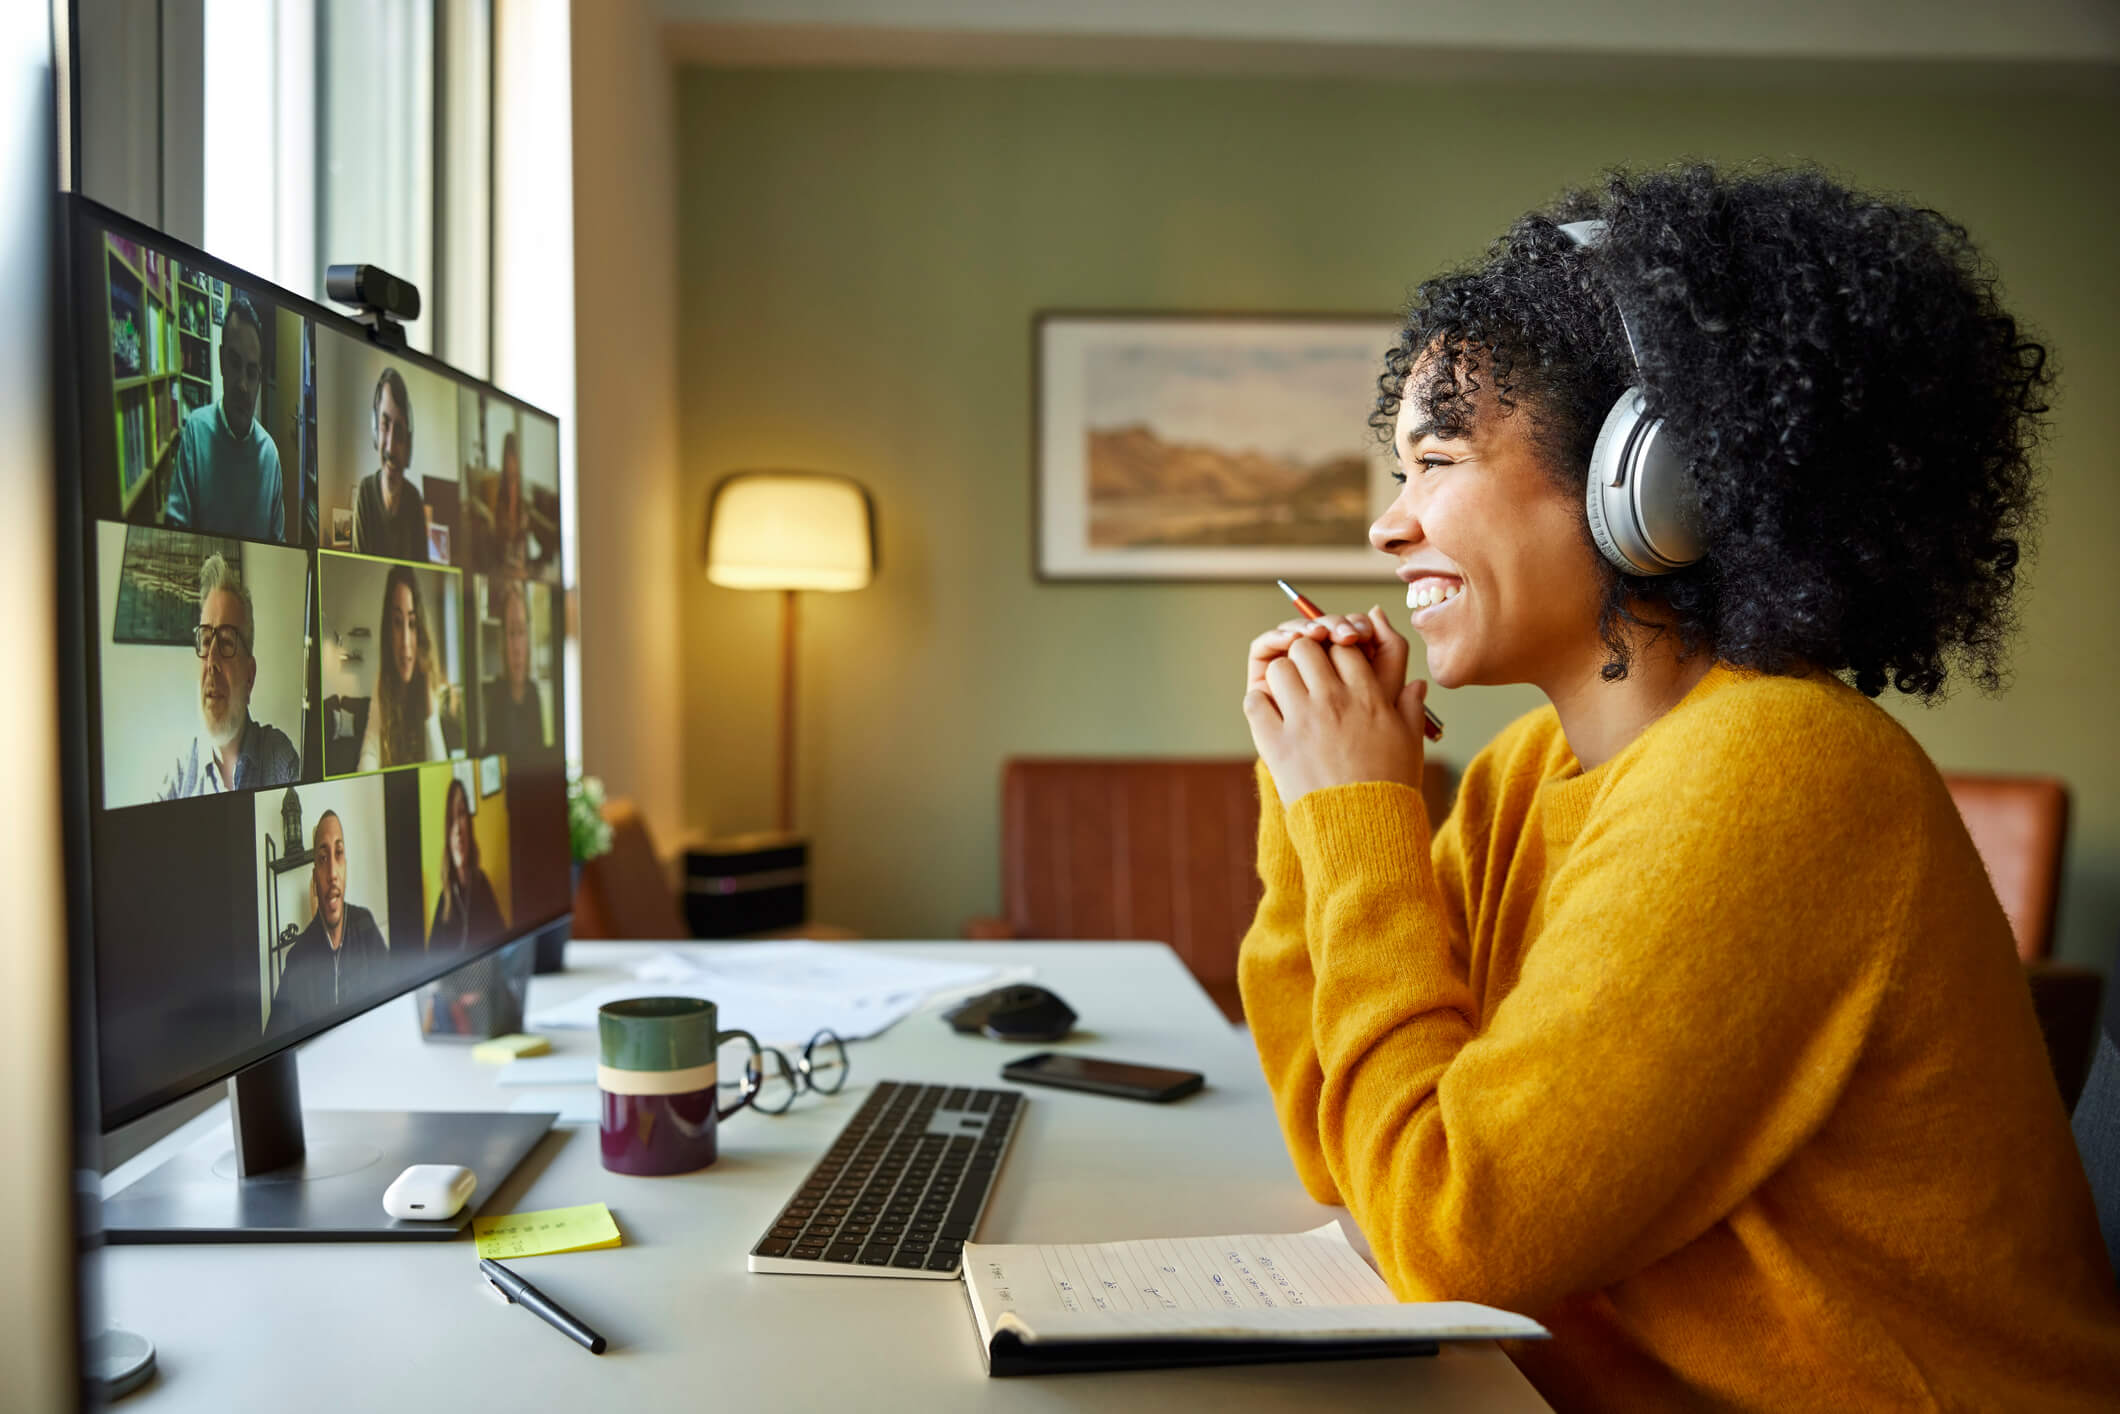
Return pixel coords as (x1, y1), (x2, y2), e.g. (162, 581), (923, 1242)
(1406, 582), (1462, 611)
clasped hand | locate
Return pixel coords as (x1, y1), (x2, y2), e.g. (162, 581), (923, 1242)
(1243, 607), (1430, 805)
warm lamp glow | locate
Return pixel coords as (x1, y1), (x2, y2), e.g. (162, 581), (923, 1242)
(704, 471), (875, 592)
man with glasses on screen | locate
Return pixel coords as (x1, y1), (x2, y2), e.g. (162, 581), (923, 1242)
(270, 809), (388, 1034)
(164, 292), (285, 542)
(159, 552), (300, 798)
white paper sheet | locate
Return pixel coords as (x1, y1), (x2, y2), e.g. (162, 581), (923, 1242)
(493, 1055), (598, 1087)
(523, 942), (1024, 1045)
(506, 1090), (601, 1125)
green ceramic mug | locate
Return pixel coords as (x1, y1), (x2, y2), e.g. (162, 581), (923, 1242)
(597, 996), (761, 1175)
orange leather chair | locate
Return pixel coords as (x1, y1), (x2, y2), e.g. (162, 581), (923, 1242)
(572, 798), (688, 941)
(1941, 772), (2103, 1110)
(966, 758), (1457, 1023)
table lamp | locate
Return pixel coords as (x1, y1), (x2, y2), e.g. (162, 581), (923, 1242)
(703, 469), (877, 834)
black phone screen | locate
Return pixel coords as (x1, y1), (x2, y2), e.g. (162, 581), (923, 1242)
(1001, 1052), (1205, 1101)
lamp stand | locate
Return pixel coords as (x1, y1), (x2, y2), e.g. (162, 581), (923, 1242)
(778, 588), (798, 834)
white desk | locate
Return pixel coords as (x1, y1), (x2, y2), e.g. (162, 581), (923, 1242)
(100, 941), (1550, 1411)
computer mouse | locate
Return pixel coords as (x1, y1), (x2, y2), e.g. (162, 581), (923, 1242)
(943, 984), (1079, 1042)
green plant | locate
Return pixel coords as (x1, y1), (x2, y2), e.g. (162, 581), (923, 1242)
(568, 766), (614, 864)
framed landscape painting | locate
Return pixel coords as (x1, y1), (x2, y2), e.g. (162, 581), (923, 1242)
(1035, 312), (1403, 581)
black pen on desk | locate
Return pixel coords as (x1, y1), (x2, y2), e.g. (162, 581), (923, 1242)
(1276, 578), (1444, 742)
(480, 1257), (608, 1354)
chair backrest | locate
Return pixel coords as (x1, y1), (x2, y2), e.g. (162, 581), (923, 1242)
(996, 758), (1456, 1021)
(2070, 974), (2120, 1285)
(1941, 772), (2070, 962)
(572, 797), (687, 941)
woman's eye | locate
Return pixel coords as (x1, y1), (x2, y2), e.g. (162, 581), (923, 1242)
(1394, 456), (1451, 483)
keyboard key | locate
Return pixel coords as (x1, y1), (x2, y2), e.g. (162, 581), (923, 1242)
(859, 1245), (894, 1265)
(925, 1253), (961, 1272)
(827, 1244), (860, 1262)
(755, 1238), (791, 1256)
(790, 1245), (825, 1260)
(891, 1251), (929, 1269)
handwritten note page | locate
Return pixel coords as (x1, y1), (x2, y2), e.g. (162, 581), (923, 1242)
(961, 1223), (1546, 1347)
(472, 1203), (623, 1260)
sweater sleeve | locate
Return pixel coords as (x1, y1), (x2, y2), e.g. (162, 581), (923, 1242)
(1236, 760), (1340, 1205)
(1283, 710), (1909, 1315)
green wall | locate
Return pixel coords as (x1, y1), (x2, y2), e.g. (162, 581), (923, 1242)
(675, 68), (2120, 974)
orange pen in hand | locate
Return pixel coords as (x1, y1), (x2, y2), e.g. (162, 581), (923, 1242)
(1276, 578), (1444, 742)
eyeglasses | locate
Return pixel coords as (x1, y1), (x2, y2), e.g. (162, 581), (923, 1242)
(193, 624), (251, 660)
(719, 1028), (849, 1116)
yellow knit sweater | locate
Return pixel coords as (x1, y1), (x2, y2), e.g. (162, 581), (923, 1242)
(1239, 661), (2120, 1411)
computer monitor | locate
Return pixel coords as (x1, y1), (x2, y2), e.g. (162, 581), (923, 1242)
(57, 195), (574, 1241)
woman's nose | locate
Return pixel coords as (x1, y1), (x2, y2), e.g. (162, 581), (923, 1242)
(1369, 489), (1421, 555)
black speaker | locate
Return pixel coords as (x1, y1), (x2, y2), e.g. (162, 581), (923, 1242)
(684, 834), (808, 937)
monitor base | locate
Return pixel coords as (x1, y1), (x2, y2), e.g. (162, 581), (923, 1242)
(102, 1108), (555, 1243)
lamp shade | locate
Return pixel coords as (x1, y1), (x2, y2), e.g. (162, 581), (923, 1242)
(703, 470), (876, 592)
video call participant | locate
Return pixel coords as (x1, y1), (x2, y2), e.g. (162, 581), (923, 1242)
(357, 564), (448, 771)
(270, 810), (387, 1034)
(160, 552), (300, 798)
(481, 579), (544, 754)
(351, 366), (428, 562)
(165, 293), (284, 541)
(429, 777), (505, 949)
(483, 431), (529, 574)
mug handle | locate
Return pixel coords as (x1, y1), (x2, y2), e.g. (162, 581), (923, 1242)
(715, 1027), (763, 1121)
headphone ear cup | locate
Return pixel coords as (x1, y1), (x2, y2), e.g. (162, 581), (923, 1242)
(1585, 388), (1704, 575)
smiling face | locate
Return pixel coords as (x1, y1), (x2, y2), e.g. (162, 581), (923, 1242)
(385, 579), (419, 685)
(1370, 354), (1608, 691)
(375, 379), (412, 481)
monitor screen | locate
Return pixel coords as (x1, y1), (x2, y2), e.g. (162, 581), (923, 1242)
(66, 200), (573, 1129)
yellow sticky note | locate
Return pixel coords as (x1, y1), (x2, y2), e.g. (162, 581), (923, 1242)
(472, 1033), (551, 1064)
(473, 1203), (623, 1259)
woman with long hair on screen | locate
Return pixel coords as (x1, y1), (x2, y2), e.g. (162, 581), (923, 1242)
(1238, 162), (2120, 1409)
(356, 563), (448, 771)
(429, 776), (504, 949)
(490, 431), (528, 574)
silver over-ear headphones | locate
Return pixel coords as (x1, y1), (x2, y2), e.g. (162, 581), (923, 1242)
(1557, 220), (1704, 576)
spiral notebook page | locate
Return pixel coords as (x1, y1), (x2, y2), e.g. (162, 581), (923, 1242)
(961, 1222), (1548, 1351)
(964, 1223), (1388, 1342)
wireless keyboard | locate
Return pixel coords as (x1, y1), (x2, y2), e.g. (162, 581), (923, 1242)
(747, 1079), (1025, 1279)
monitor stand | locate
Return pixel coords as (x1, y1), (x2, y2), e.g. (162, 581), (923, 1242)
(101, 1049), (556, 1243)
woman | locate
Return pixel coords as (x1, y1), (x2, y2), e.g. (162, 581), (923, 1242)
(480, 577), (546, 756)
(429, 777), (505, 949)
(1239, 163), (2120, 1410)
(356, 564), (448, 771)
(489, 431), (528, 573)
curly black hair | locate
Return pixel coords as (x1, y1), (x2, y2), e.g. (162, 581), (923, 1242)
(1372, 161), (2051, 700)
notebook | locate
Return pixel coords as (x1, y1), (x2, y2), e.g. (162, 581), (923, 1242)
(959, 1221), (1546, 1377)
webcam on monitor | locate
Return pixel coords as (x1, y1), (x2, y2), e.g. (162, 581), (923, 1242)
(326, 262), (420, 349)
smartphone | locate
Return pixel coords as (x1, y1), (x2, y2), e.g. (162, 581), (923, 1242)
(1000, 1052), (1205, 1103)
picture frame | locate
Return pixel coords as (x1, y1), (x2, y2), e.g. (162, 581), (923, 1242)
(1034, 311), (1404, 582)
(111, 526), (243, 645)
